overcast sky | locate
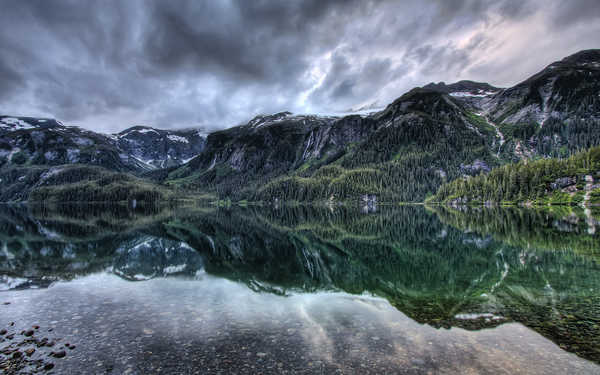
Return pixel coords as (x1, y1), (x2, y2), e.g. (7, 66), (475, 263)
(0, 0), (598, 133)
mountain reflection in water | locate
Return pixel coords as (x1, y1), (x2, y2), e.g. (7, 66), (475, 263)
(0, 203), (599, 373)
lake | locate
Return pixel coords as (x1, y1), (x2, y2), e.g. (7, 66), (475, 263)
(1, 203), (599, 374)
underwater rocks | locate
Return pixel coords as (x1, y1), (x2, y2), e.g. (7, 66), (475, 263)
(0, 320), (72, 374)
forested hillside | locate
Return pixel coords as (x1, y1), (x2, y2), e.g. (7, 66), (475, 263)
(0, 164), (177, 203)
(163, 89), (501, 202)
(160, 49), (600, 203)
(431, 146), (600, 206)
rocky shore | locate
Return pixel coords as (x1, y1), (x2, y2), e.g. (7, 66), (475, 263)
(0, 304), (74, 374)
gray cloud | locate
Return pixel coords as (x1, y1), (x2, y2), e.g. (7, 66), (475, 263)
(551, 0), (600, 27)
(0, 0), (598, 133)
(0, 60), (23, 100)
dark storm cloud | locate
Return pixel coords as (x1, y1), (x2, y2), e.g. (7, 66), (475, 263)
(308, 50), (406, 110)
(0, 0), (597, 132)
(142, 0), (361, 80)
(0, 60), (23, 100)
(551, 0), (600, 26)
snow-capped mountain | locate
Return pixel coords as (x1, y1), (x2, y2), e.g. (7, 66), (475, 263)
(163, 49), (600, 202)
(483, 49), (600, 125)
(0, 116), (63, 133)
(421, 80), (502, 108)
(0, 117), (206, 172)
(0, 116), (142, 172)
(115, 126), (206, 169)
(2, 49), (600, 204)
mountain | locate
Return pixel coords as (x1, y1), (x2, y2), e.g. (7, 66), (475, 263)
(421, 81), (502, 115)
(0, 116), (206, 172)
(484, 49), (600, 126)
(470, 50), (600, 160)
(0, 116), (64, 132)
(0, 116), (206, 201)
(428, 50), (600, 206)
(159, 49), (600, 203)
(163, 90), (500, 202)
(115, 125), (206, 169)
(422, 80), (501, 96)
(1, 49), (600, 203)
(0, 115), (143, 172)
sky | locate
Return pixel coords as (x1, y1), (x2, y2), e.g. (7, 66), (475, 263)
(0, 0), (599, 133)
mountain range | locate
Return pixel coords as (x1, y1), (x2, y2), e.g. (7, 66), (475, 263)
(1, 49), (599, 203)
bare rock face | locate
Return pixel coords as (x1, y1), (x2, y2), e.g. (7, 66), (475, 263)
(562, 185), (578, 193)
(485, 49), (600, 126)
(460, 160), (491, 176)
(551, 177), (576, 190)
(0, 117), (206, 173)
(0, 116), (142, 173)
(180, 113), (341, 176)
(115, 126), (206, 169)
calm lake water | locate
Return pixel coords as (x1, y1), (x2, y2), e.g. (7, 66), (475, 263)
(0, 203), (599, 374)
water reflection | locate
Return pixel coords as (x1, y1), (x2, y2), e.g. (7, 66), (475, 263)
(4, 274), (598, 374)
(0, 203), (599, 371)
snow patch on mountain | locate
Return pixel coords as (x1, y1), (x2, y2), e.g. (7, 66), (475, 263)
(119, 128), (160, 138)
(449, 91), (497, 98)
(249, 112), (293, 129)
(73, 137), (94, 146)
(66, 149), (80, 163)
(0, 117), (35, 130)
(304, 107), (386, 118)
(182, 155), (198, 164)
(130, 155), (157, 170)
(167, 134), (189, 143)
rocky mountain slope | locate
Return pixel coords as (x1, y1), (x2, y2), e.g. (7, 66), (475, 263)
(0, 116), (206, 201)
(115, 125), (205, 169)
(0, 116), (205, 172)
(440, 50), (600, 161)
(484, 49), (600, 126)
(1, 116), (143, 172)
(159, 49), (600, 203)
(1, 49), (599, 203)
(163, 89), (500, 202)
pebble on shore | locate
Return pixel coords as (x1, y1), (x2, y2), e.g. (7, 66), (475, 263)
(0, 321), (73, 374)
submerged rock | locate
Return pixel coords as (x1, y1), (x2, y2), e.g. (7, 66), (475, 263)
(50, 350), (66, 358)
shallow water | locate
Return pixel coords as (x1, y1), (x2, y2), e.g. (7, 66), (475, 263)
(1, 204), (599, 374)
